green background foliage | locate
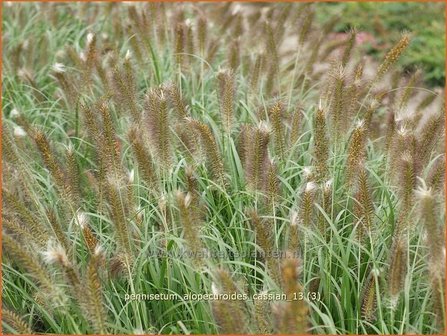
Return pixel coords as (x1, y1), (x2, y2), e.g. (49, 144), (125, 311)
(317, 2), (446, 86)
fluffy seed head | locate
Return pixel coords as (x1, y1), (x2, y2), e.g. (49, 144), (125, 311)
(396, 125), (408, 137)
(52, 63), (66, 73)
(94, 244), (104, 258)
(324, 179), (333, 191)
(10, 108), (20, 118)
(76, 211), (88, 229)
(375, 32), (410, 83)
(290, 211), (299, 227)
(258, 120), (270, 133)
(125, 49), (132, 61)
(356, 119), (365, 129)
(127, 169), (135, 184)
(305, 181), (317, 193)
(217, 69), (236, 132)
(346, 121), (366, 186)
(17, 67), (34, 81)
(42, 240), (70, 267)
(184, 192), (192, 208)
(302, 167), (313, 180)
(415, 177), (433, 201)
(86, 32), (95, 44)
(13, 126), (27, 138)
(232, 4), (242, 15)
(313, 108), (329, 181)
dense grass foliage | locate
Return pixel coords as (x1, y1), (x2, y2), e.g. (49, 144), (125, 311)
(2, 2), (445, 335)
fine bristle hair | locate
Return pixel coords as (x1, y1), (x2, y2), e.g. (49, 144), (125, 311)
(274, 255), (308, 334)
(265, 21), (279, 75)
(174, 21), (185, 69)
(416, 92), (437, 113)
(3, 190), (50, 248)
(76, 212), (99, 254)
(250, 53), (264, 92)
(360, 269), (378, 322)
(3, 218), (43, 250)
(33, 130), (66, 192)
(363, 97), (380, 132)
(65, 145), (81, 206)
(388, 127), (417, 179)
(52, 62), (77, 108)
(298, 6), (314, 46)
(397, 150), (416, 215)
(227, 38), (240, 71)
(387, 236), (407, 309)
(430, 270), (446, 332)
(268, 101), (286, 159)
(175, 121), (202, 163)
(254, 291), (273, 334)
(144, 87), (172, 168)
(397, 69), (422, 112)
(104, 175), (133, 262)
(2, 308), (33, 334)
(248, 209), (280, 283)
(318, 179), (333, 236)
(217, 69), (236, 133)
(128, 125), (157, 188)
(42, 240), (82, 294)
(299, 181), (317, 227)
(207, 38), (219, 64)
(2, 125), (21, 165)
(197, 15), (208, 54)
(384, 108), (396, 153)
(237, 124), (251, 168)
(17, 67), (46, 103)
(341, 27), (356, 67)
(354, 167), (374, 238)
(127, 28), (143, 65)
(313, 108), (329, 182)
(98, 101), (120, 173)
(415, 111), (444, 174)
(289, 105), (302, 147)
(264, 61), (277, 97)
(211, 269), (248, 334)
(265, 159), (280, 207)
(245, 122), (270, 191)
(426, 155), (445, 192)
(415, 179), (444, 273)
(165, 83), (188, 119)
(305, 34), (324, 74)
(3, 234), (54, 293)
(288, 210), (300, 252)
(84, 32), (97, 81)
(185, 21), (195, 66)
(330, 65), (346, 139)
(85, 250), (107, 334)
(371, 32), (410, 87)
(346, 60), (364, 119)
(111, 54), (140, 121)
(176, 190), (204, 267)
(46, 208), (70, 254)
(187, 119), (226, 186)
(346, 121), (367, 187)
